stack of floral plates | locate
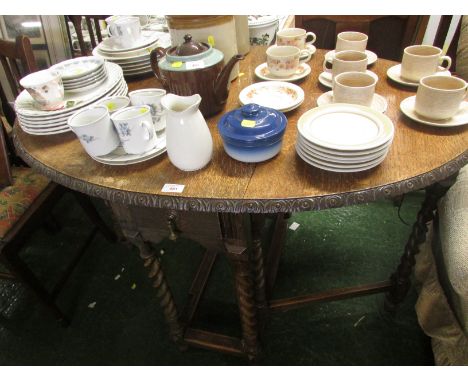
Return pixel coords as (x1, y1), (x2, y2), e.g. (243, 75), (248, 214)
(15, 62), (127, 136)
(50, 56), (107, 93)
(239, 81), (304, 112)
(296, 104), (394, 172)
(92, 31), (171, 77)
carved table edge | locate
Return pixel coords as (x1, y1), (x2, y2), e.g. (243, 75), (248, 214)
(13, 129), (468, 214)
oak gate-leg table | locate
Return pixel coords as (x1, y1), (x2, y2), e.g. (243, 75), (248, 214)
(13, 46), (468, 361)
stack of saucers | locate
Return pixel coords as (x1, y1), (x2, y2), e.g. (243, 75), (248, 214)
(15, 62), (127, 136)
(296, 103), (394, 173)
(50, 56), (107, 93)
(92, 31), (171, 77)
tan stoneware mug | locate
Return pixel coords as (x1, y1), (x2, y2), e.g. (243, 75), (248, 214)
(414, 75), (467, 120)
(400, 45), (452, 82)
(333, 71), (378, 107)
(266, 45), (311, 77)
(323, 50), (368, 79)
(335, 31), (368, 52)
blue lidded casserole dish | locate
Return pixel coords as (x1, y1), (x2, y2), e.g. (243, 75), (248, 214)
(217, 103), (287, 163)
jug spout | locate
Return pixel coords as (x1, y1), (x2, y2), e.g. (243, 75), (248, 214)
(214, 54), (244, 105)
(161, 94), (202, 114)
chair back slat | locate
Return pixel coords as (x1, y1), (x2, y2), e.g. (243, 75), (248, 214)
(65, 15), (108, 57)
(0, 119), (13, 188)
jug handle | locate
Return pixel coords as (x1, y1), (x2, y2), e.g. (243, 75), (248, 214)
(150, 47), (168, 88)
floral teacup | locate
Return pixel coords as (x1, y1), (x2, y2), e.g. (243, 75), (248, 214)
(19, 69), (65, 111)
(266, 45), (311, 77)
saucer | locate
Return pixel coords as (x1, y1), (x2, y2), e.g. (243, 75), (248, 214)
(255, 62), (311, 82)
(317, 91), (388, 113)
(387, 64), (452, 88)
(318, 70), (378, 88)
(239, 81), (304, 112)
(325, 50), (378, 65)
(400, 96), (468, 127)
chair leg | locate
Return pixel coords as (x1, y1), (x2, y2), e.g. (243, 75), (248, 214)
(0, 250), (70, 326)
(72, 191), (117, 243)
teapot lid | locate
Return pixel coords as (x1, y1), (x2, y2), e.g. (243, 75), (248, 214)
(218, 104), (287, 147)
(173, 34), (209, 56)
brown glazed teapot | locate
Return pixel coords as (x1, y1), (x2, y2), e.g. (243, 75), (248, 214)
(150, 34), (244, 117)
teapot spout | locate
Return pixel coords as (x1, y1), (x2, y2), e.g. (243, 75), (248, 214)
(214, 54), (244, 105)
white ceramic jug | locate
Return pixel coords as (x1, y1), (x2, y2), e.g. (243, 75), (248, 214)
(161, 93), (213, 171)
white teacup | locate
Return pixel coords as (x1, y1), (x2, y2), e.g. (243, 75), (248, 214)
(111, 105), (157, 154)
(276, 28), (316, 51)
(108, 16), (141, 49)
(68, 106), (120, 157)
(414, 75), (467, 120)
(401, 45), (452, 82)
(19, 69), (64, 111)
(333, 71), (378, 107)
(128, 88), (167, 133)
(266, 45), (311, 77)
(335, 31), (368, 52)
(95, 96), (130, 115)
(323, 50), (368, 79)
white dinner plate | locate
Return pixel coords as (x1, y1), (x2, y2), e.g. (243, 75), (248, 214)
(50, 56), (105, 80)
(254, 62), (311, 82)
(62, 66), (107, 85)
(297, 103), (394, 151)
(296, 143), (388, 173)
(325, 49), (378, 65)
(400, 96), (468, 128)
(316, 91), (388, 113)
(239, 81), (304, 112)
(91, 136), (167, 165)
(15, 63), (123, 118)
(97, 31), (160, 53)
(387, 64), (452, 88)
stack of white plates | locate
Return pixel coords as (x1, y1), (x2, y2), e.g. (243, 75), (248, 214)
(92, 31), (171, 77)
(15, 62), (127, 136)
(296, 104), (394, 173)
(50, 56), (107, 93)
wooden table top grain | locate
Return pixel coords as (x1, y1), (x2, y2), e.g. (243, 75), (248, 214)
(14, 46), (468, 213)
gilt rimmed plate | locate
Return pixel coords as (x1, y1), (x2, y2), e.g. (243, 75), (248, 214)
(400, 96), (468, 127)
(15, 63), (123, 118)
(254, 62), (311, 82)
(239, 81), (304, 112)
(297, 103), (394, 151)
(50, 56), (105, 80)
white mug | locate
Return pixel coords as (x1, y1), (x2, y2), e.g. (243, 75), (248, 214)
(108, 16), (141, 49)
(128, 88), (167, 133)
(19, 69), (64, 111)
(111, 105), (157, 154)
(323, 50), (368, 79)
(414, 75), (467, 120)
(68, 106), (120, 157)
(401, 45), (452, 82)
(333, 71), (377, 107)
(266, 45), (311, 77)
(336, 31), (368, 52)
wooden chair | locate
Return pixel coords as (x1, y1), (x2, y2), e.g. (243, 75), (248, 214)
(65, 15), (109, 57)
(295, 15), (430, 61)
(0, 35), (117, 325)
(433, 15), (463, 73)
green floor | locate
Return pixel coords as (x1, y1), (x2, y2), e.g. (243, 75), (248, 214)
(0, 192), (434, 365)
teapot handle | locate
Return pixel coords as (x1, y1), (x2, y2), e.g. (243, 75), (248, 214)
(150, 47), (168, 88)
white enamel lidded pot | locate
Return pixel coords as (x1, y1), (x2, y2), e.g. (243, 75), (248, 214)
(217, 103), (287, 163)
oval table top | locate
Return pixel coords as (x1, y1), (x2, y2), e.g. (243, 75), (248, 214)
(14, 46), (468, 213)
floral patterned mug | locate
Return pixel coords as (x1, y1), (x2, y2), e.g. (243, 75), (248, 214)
(276, 28), (316, 51)
(19, 69), (65, 111)
(266, 45), (311, 77)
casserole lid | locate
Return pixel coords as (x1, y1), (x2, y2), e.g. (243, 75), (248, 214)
(218, 103), (287, 147)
